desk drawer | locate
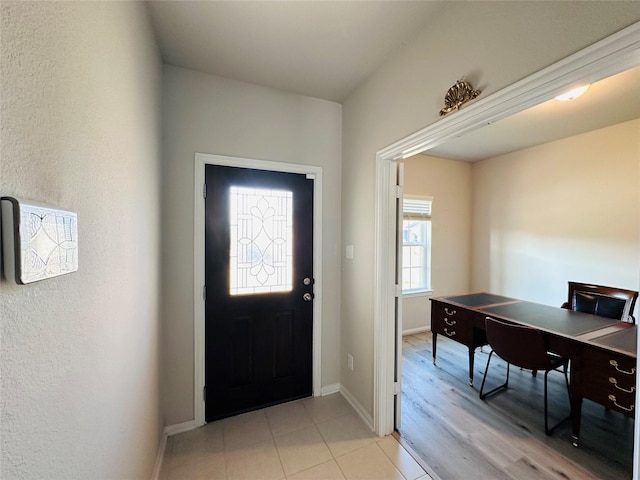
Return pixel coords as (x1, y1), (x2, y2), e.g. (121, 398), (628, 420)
(431, 301), (473, 344)
(574, 348), (636, 416)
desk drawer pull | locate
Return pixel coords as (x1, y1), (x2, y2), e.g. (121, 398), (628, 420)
(609, 377), (635, 394)
(444, 328), (456, 337)
(609, 360), (635, 375)
(444, 308), (456, 316)
(608, 394), (634, 412)
(444, 318), (456, 327)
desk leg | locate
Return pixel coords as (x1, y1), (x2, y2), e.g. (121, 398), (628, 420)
(432, 332), (437, 365)
(571, 395), (583, 447)
(468, 347), (474, 386)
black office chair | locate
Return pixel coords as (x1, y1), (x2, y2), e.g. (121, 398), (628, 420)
(479, 317), (571, 435)
(561, 281), (638, 323)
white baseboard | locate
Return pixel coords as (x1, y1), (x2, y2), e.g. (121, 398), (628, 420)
(402, 326), (430, 336)
(150, 430), (168, 480)
(339, 385), (374, 432)
(320, 383), (341, 396)
(165, 419), (197, 436)
(151, 419), (197, 480)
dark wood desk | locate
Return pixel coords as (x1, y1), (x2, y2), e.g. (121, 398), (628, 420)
(430, 292), (636, 446)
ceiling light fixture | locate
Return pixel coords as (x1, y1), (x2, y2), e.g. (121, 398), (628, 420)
(555, 85), (590, 101)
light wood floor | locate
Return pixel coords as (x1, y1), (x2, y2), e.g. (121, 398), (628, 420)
(398, 332), (634, 480)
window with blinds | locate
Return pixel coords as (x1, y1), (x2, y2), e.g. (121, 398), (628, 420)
(402, 196), (432, 293)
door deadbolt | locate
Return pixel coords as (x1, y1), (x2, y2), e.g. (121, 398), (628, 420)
(303, 277), (312, 286)
(303, 293), (313, 302)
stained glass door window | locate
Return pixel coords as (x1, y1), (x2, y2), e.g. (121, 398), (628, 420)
(229, 186), (293, 295)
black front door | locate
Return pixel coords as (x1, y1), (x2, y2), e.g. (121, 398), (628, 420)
(204, 164), (314, 421)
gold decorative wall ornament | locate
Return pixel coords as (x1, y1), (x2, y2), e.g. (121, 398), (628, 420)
(439, 80), (481, 116)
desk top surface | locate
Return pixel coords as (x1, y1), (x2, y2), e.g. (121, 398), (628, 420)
(480, 301), (620, 336)
(591, 327), (637, 353)
(438, 292), (515, 308)
(434, 292), (636, 357)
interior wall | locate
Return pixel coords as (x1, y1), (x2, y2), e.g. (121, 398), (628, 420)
(402, 155), (472, 333)
(0, 2), (163, 479)
(161, 65), (342, 425)
(471, 119), (640, 317)
(341, 1), (640, 417)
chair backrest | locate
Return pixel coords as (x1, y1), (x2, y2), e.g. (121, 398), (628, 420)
(485, 317), (552, 370)
(565, 281), (638, 323)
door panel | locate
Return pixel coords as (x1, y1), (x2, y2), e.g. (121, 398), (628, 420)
(204, 164), (314, 421)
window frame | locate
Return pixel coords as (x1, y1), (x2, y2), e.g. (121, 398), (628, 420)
(401, 195), (432, 295)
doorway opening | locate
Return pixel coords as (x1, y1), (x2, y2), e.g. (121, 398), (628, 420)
(372, 24), (640, 480)
(373, 21), (639, 439)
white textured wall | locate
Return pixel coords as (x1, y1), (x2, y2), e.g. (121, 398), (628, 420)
(1, 3), (163, 479)
(341, 1), (640, 416)
(161, 65), (342, 425)
(472, 119), (640, 317)
(402, 155), (472, 333)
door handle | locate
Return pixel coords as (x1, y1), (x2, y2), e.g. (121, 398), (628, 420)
(303, 293), (313, 302)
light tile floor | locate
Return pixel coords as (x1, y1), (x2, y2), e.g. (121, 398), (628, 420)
(160, 393), (431, 480)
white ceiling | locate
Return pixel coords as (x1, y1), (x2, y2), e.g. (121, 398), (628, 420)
(427, 66), (640, 161)
(147, 1), (640, 161)
(146, 1), (444, 103)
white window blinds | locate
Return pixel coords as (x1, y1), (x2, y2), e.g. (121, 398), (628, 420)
(403, 197), (432, 220)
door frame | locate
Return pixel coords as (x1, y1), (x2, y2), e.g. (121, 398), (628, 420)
(194, 153), (323, 427)
(373, 22), (640, 438)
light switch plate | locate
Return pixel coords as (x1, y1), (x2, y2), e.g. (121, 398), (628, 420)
(346, 245), (354, 259)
